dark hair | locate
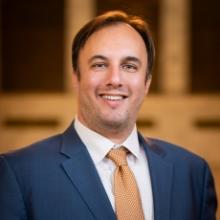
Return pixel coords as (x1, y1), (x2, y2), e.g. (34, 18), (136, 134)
(72, 10), (155, 78)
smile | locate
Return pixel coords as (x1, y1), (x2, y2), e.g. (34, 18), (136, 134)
(101, 95), (126, 101)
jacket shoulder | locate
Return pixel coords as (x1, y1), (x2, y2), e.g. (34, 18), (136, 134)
(0, 133), (63, 166)
(145, 137), (207, 167)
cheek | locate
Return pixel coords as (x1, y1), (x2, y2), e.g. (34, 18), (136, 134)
(130, 77), (147, 93)
(79, 74), (104, 98)
(80, 73), (97, 88)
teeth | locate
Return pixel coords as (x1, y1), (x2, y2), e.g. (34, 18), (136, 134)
(102, 95), (123, 101)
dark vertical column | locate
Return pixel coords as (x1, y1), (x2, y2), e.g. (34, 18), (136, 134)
(1, 0), (64, 93)
(191, 0), (220, 93)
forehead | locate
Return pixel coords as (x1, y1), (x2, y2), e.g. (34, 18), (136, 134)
(79, 23), (148, 61)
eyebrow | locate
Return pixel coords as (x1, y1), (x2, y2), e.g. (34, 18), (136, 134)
(122, 56), (142, 66)
(88, 55), (108, 64)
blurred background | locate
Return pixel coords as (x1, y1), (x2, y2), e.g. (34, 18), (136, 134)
(0, 0), (219, 216)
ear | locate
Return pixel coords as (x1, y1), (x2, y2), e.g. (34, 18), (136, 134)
(72, 71), (80, 93)
(144, 75), (152, 95)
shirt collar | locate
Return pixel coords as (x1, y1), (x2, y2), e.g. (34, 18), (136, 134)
(74, 117), (141, 165)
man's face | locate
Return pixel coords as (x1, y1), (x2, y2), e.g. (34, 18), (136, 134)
(73, 23), (151, 140)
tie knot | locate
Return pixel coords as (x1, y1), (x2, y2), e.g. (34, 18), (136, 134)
(107, 146), (129, 167)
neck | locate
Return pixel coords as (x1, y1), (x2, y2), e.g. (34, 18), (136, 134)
(95, 126), (133, 144)
(77, 117), (135, 144)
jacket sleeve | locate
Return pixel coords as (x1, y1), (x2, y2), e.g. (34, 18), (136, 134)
(0, 156), (27, 220)
(201, 162), (218, 220)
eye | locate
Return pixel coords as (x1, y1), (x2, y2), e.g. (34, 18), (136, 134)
(91, 62), (107, 71)
(122, 64), (138, 73)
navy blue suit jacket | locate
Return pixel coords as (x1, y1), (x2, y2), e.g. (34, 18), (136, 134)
(0, 124), (217, 220)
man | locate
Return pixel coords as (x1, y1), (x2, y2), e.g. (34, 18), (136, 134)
(0, 10), (217, 220)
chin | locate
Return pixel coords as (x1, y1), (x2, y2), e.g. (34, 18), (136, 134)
(101, 118), (129, 129)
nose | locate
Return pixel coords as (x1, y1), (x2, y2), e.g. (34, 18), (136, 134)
(105, 66), (122, 88)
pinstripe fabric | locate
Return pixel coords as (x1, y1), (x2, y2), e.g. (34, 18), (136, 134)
(107, 146), (145, 220)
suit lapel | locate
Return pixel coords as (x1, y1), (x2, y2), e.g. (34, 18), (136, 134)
(60, 124), (173, 220)
(60, 124), (116, 220)
(139, 134), (173, 220)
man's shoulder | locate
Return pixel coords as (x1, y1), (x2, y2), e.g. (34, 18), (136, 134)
(144, 137), (207, 167)
(0, 133), (63, 166)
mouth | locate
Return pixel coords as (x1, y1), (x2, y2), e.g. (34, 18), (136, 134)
(100, 95), (126, 101)
(98, 93), (128, 108)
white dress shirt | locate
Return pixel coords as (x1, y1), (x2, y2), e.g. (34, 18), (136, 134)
(74, 118), (154, 220)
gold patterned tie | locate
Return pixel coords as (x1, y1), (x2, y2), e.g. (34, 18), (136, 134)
(107, 146), (145, 220)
